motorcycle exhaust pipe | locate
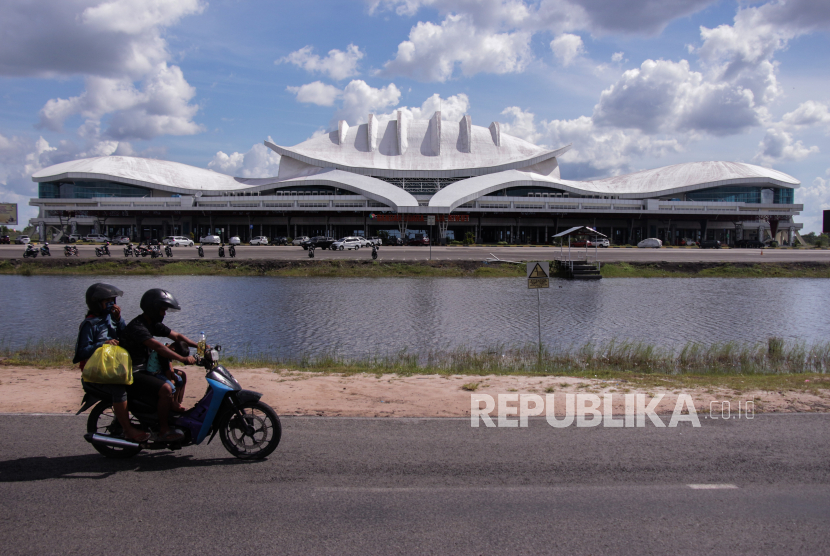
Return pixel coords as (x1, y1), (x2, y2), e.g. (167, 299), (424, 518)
(84, 433), (141, 449)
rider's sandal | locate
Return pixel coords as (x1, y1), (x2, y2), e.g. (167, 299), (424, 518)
(126, 431), (151, 443)
(157, 430), (184, 443)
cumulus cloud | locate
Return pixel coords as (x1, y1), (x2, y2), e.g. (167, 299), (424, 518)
(550, 33), (585, 66)
(278, 44), (365, 81)
(0, 0), (204, 79)
(374, 93), (471, 126)
(369, 0), (717, 36)
(381, 14), (532, 81)
(611, 51), (624, 62)
(795, 170), (830, 233)
(334, 80), (402, 124)
(782, 101), (830, 128)
(753, 127), (819, 166)
(500, 106), (682, 179)
(37, 63), (203, 141)
(287, 81), (343, 106)
(208, 139), (281, 178)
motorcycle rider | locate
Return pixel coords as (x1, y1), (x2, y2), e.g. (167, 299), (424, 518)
(74, 283), (150, 443)
(119, 289), (198, 443)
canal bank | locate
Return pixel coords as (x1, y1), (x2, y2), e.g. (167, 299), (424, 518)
(2, 258), (830, 278)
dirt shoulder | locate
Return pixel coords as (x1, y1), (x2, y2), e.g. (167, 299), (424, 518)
(3, 365), (830, 417)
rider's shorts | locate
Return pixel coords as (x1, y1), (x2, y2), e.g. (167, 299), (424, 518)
(130, 371), (169, 402)
(83, 380), (127, 404)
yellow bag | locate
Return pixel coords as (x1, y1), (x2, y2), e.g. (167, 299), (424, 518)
(82, 345), (133, 385)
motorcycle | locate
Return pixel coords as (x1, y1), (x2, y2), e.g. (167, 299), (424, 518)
(218, 243), (225, 258)
(372, 244), (378, 260)
(150, 245), (162, 258)
(134, 244), (150, 257)
(95, 242), (111, 257)
(228, 245), (236, 258)
(123, 244), (134, 257)
(197, 245), (204, 258)
(40, 243), (51, 256)
(23, 244), (38, 258)
(308, 245), (315, 258)
(64, 245), (79, 257)
(78, 345), (281, 460)
(164, 245), (173, 257)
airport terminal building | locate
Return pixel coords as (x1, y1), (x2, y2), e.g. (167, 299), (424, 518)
(29, 111), (804, 245)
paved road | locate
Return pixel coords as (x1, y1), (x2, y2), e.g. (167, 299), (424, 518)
(4, 244), (830, 263)
(1, 414), (828, 555)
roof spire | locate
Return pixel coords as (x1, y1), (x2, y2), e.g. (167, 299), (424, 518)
(396, 110), (408, 155)
(429, 111), (441, 156)
(459, 115), (472, 153)
(367, 114), (379, 152)
(489, 121), (501, 147)
(338, 120), (349, 146)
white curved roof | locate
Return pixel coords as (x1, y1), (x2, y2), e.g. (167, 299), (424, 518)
(431, 161), (800, 211)
(243, 169), (419, 209)
(31, 156), (248, 194)
(267, 116), (568, 178)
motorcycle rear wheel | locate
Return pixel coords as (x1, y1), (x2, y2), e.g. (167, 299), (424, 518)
(87, 401), (143, 459)
(219, 401), (281, 460)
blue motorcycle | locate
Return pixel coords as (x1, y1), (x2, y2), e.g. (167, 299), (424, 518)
(78, 345), (281, 460)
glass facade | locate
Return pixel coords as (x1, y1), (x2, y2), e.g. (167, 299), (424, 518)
(685, 186), (794, 204)
(38, 180), (151, 199)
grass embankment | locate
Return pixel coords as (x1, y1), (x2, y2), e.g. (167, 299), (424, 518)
(3, 258), (830, 278)
(600, 261), (830, 278)
(4, 337), (829, 393)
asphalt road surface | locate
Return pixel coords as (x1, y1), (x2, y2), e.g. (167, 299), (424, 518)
(1, 413), (828, 555)
(4, 244), (830, 263)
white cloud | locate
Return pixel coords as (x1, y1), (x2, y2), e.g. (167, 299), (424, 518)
(550, 33), (584, 66)
(278, 44), (365, 81)
(611, 51), (624, 62)
(81, 0), (204, 35)
(287, 81), (343, 106)
(753, 127), (819, 166)
(37, 63), (203, 141)
(374, 93), (471, 126)
(782, 101), (830, 128)
(382, 14), (532, 82)
(592, 59), (762, 136)
(208, 139), (281, 178)
(499, 106), (682, 179)
(335, 80), (402, 124)
(795, 170), (830, 233)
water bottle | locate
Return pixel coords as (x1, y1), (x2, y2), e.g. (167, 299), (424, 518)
(197, 332), (206, 358)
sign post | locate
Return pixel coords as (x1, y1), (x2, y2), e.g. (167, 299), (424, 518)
(527, 262), (550, 364)
(427, 215), (435, 260)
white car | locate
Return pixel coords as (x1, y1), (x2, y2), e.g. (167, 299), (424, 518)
(229, 236), (241, 245)
(84, 234), (109, 243)
(595, 238), (610, 248)
(15, 235), (30, 244)
(164, 236), (194, 247)
(356, 237), (371, 247)
(112, 236), (132, 245)
(250, 236), (269, 245)
(331, 237), (362, 250)
(200, 235), (221, 245)
(292, 236), (310, 246)
(637, 238), (663, 248)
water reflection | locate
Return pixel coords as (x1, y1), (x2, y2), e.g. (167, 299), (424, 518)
(1, 275), (826, 359)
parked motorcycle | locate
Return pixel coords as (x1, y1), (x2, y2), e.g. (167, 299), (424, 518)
(78, 345), (281, 460)
(23, 244), (38, 258)
(372, 244), (378, 260)
(150, 245), (162, 258)
(308, 245), (315, 258)
(123, 244), (134, 257)
(197, 245), (204, 258)
(64, 245), (79, 257)
(95, 242), (111, 257)
(40, 243), (51, 256)
(228, 245), (236, 258)
(218, 243), (225, 258)
(164, 245), (173, 257)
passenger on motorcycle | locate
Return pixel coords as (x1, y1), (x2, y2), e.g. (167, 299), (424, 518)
(74, 283), (150, 443)
(146, 340), (189, 412)
(119, 289), (197, 443)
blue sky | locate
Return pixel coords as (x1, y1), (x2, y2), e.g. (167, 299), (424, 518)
(1, 0), (829, 230)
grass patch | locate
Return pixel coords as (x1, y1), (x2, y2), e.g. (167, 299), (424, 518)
(601, 261), (830, 278)
(7, 337), (830, 392)
(461, 382), (480, 391)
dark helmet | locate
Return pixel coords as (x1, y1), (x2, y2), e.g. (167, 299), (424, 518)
(85, 283), (123, 316)
(140, 288), (181, 322)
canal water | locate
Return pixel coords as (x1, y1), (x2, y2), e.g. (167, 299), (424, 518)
(1, 275), (827, 359)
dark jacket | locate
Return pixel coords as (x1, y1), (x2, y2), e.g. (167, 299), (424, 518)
(73, 314), (127, 364)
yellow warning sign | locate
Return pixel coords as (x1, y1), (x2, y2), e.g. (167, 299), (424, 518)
(526, 262), (550, 289)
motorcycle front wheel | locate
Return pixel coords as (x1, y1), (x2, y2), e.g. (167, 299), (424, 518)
(219, 401), (281, 460)
(87, 401), (143, 459)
